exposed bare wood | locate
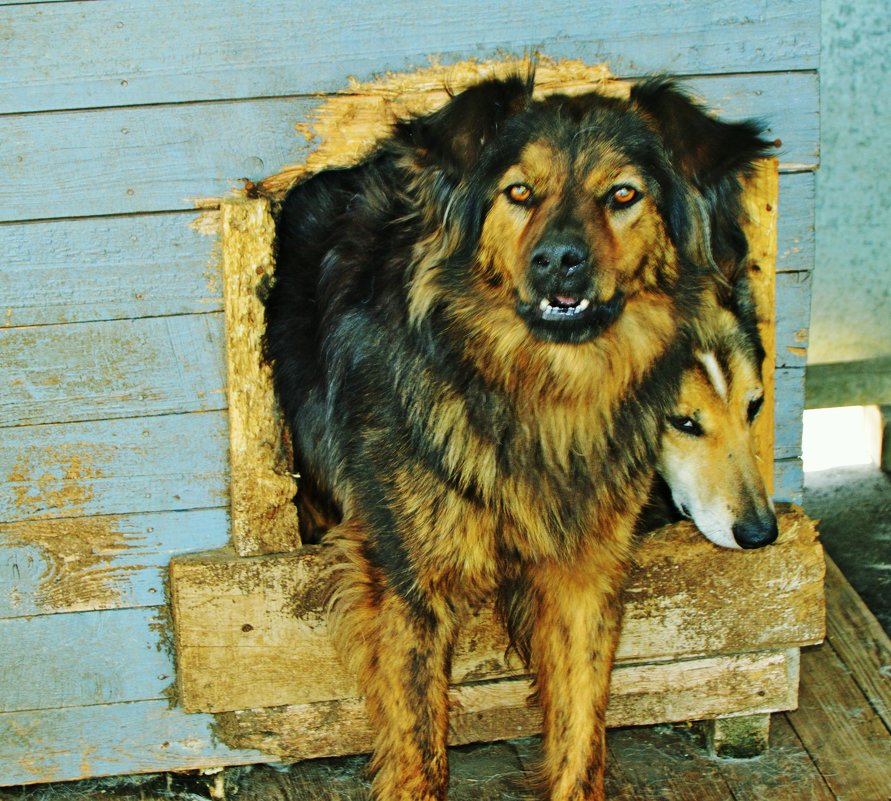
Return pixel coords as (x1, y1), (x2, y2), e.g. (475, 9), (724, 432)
(170, 508), (823, 714)
(212, 650), (796, 759)
(220, 199), (300, 556)
(256, 57), (623, 199)
(741, 159), (779, 493)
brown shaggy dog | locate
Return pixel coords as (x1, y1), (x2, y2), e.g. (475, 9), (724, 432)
(264, 73), (769, 801)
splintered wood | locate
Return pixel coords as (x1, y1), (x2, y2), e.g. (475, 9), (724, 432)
(221, 199), (299, 556)
(741, 159), (779, 493)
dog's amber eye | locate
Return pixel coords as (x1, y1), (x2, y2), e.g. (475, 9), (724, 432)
(611, 186), (638, 205)
(668, 415), (704, 437)
(747, 395), (765, 423)
(506, 184), (533, 204)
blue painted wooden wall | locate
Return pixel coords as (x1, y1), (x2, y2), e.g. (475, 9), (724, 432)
(0, 0), (819, 785)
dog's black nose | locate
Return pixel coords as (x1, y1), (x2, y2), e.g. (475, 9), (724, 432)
(732, 514), (779, 549)
(530, 237), (589, 287)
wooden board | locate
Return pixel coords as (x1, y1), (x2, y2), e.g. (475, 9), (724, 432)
(0, 508), (230, 619)
(170, 508), (824, 714)
(774, 457), (804, 505)
(740, 160), (778, 491)
(0, 314), (226, 427)
(821, 557), (891, 734)
(0, 211), (222, 328)
(220, 200), (299, 556)
(0, 606), (173, 713)
(212, 650), (799, 760)
(775, 271), (812, 368)
(788, 641), (891, 801)
(0, 699), (271, 786)
(0, 412), (228, 523)
(776, 171), (816, 272)
(0, 1), (819, 114)
(0, 73), (817, 223)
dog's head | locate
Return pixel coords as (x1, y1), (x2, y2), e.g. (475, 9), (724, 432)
(657, 302), (777, 549)
(398, 75), (771, 345)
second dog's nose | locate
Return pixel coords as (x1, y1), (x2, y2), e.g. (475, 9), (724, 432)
(732, 514), (779, 549)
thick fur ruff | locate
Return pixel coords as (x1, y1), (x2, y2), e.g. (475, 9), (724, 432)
(265, 72), (770, 801)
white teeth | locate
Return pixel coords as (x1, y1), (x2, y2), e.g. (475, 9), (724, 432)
(539, 298), (551, 311)
(577, 298), (591, 311)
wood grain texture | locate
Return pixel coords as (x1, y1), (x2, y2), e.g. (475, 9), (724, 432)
(823, 556), (891, 732)
(0, 314), (226, 428)
(0, 73), (815, 223)
(740, 160), (777, 492)
(774, 457), (804, 504)
(213, 650), (799, 760)
(0, 699), (272, 786)
(0, 211), (223, 327)
(220, 200), (299, 556)
(0, 508), (230, 618)
(775, 271), (812, 368)
(0, 1), (819, 114)
(0, 411), (228, 523)
(170, 508), (823, 714)
(788, 641), (891, 801)
(776, 171), (815, 273)
(774, 367), (806, 460)
(0, 606), (173, 713)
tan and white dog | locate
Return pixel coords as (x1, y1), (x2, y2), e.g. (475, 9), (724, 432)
(658, 299), (777, 549)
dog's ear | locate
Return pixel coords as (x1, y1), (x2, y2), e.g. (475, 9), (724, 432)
(631, 78), (773, 191)
(397, 74), (534, 173)
(633, 79), (773, 279)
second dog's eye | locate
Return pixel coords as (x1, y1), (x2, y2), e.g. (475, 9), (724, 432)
(668, 415), (704, 437)
(506, 184), (533, 204)
(747, 395), (765, 423)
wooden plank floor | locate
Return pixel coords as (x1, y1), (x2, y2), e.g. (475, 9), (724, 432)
(1, 554), (888, 801)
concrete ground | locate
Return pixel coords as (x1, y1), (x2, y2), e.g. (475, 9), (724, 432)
(803, 463), (891, 634)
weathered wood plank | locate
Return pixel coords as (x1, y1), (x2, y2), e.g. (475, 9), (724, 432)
(0, 211), (222, 328)
(213, 650), (799, 760)
(776, 171), (815, 273)
(787, 640), (891, 801)
(740, 160), (777, 491)
(170, 508), (823, 714)
(0, 1), (819, 114)
(0, 699), (272, 786)
(0, 314), (226, 428)
(0, 508), (229, 619)
(220, 199), (299, 556)
(0, 73), (816, 222)
(774, 457), (803, 504)
(775, 367), (806, 461)
(775, 271), (811, 368)
(605, 726), (735, 800)
(0, 606), (173, 713)
(823, 555), (891, 732)
(0, 97), (316, 223)
(0, 649), (796, 787)
(0, 411), (228, 523)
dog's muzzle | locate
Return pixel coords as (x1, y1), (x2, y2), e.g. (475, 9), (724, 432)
(515, 233), (626, 342)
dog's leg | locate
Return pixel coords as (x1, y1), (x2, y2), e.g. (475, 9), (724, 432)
(526, 532), (633, 801)
(325, 521), (458, 801)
